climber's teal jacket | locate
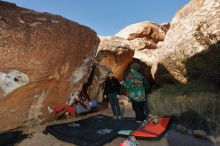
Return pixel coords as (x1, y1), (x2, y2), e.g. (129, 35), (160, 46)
(122, 70), (146, 102)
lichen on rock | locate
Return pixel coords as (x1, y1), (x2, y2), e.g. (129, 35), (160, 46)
(0, 70), (29, 96)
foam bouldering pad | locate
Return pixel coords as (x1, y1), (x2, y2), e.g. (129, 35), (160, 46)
(45, 114), (139, 146)
(0, 131), (27, 146)
(132, 117), (170, 140)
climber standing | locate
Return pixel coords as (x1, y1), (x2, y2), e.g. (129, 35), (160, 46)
(104, 71), (122, 119)
(121, 63), (146, 123)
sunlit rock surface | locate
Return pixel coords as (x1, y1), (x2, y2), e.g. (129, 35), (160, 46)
(87, 36), (134, 102)
(116, 21), (169, 66)
(157, 0), (220, 84)
(96, 36), (134, 80)
(0, 1), (99, 131)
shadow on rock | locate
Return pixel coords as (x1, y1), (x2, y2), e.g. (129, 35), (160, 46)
(149, 42), (220, 135)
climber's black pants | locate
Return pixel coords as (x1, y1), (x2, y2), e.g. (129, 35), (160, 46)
(131, 100), (146, 121)
(108, 92), (121, 116)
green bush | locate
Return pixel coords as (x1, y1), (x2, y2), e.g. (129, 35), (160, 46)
(148, 80), (220, 134)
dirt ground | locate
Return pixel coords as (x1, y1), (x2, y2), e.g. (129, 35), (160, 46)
(16, 104), (219, 146)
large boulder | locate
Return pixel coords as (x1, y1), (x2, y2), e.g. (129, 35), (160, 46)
(156, 0), (220, 84)
(0, 1), (99, 131)
(87, 36), (134, 102)
(149, 0), (220, 134)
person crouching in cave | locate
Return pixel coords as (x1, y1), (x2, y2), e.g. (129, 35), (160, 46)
(121, 63), (146, 123)
(47, 91), (97, 116)
(104, 71), (122, 120)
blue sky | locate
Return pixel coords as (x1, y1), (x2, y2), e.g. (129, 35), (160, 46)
(5, 0), (189, 36)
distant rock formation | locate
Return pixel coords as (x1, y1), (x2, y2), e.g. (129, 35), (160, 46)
(116, 21), (170, 66)
(116, 21), (169, 44)
(0, 1), (99, 131)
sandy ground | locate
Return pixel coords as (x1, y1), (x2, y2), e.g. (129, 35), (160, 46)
(16, 104), (219, 146)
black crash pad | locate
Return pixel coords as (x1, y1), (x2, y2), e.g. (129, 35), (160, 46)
(45, 114), (139, 146)
(0, 131), (27, 146)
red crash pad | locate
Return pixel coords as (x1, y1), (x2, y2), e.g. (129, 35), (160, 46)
(132, 117), (170, 140)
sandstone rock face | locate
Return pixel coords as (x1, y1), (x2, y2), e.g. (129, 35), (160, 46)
(87, 65), (111, 102)
(157, 0), (220, 84)
(96, 36), (134, 80)
(0, 2), (99, 131)
(95, 22), (169, 83)
(116, 21), (169, 66)
(116, 21), (168, 43)
(87, 36), (134, 102)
